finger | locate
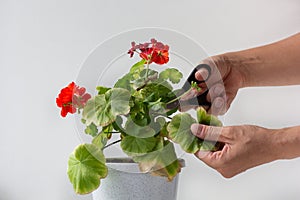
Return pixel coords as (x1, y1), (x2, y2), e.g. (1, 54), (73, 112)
(208, 96), (227, 115)
(195, 150), (212, 159)
(178, 104), (198, 112)
(194, 150), (217, 169)
(206, 83), (225, 102)
(194, 144), (231, 168)
(198, 57), (229, 89)
(191, 124), (228, 143)
(208, 91), (236, 115)
(179, 104), (210, 112)
(195, 67), (209, 82)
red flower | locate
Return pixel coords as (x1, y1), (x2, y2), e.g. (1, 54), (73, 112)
(151, 49), (169, 65)
(56, 82), (91, 117)
(139, 47), (154, 61)
(128, 38), (169, 65)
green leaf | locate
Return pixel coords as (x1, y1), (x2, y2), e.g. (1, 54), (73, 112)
(82, 88), (131, 127)
(114, 60), (147, 92)
(92, 125), (113, 149)
(140, 81), (174, 104)
(130, 60), (146, 79)
(148, 98), (166, 113)
(124, 118), (157, 137)
(96, 86), (110, 95)
(84, 123), (98, 137)
(67, 144), (108, 194)
(159, 68), (183, 84)
(196, 107), (222, 126)
(121, 119), (158, 155)
(191, 81), (201, 92)
(132, 69), (158, 89)
(121, 135), (158, 155)
(92, 133), (111, 150)
(112, 116), (125, 134)
(114, 73), (133, 91)
(167, 113), (199, 153)
(129, 95), (151, 126)
(200, 141), (220, 151)
(133, 139), (181, 181)
(156, 117), (169, 137)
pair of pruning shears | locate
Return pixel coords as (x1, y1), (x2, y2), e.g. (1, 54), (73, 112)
(166, 64), (212, 110)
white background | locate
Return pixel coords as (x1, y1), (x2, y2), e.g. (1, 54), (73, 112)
(1, 0), (300, 200)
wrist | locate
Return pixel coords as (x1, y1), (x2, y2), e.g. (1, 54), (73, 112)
(213, 49), (264, 88)
(272, 127), (300, 160)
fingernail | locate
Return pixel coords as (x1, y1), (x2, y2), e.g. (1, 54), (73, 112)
(191, 124), (203, 136)
(196, 150), (209, 158)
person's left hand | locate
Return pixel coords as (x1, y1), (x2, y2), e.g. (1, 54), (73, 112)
(190, 123), (279, 178)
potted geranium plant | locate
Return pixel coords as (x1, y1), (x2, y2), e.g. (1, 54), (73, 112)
(56, 38), (222, 199)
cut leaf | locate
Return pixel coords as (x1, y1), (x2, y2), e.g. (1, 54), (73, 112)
(67, 144), (108, 194)
(82, 88), (131, 127)
(167, 113), (199, 153)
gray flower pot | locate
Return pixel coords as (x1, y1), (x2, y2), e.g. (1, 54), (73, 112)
(92, 158), (185, 200)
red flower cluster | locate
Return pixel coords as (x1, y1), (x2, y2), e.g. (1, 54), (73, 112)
(128, 38), (169, 65)
(56, 82), (91, 117)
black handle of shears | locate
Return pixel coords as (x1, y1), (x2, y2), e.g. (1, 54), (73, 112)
(182, 64), (212, 107)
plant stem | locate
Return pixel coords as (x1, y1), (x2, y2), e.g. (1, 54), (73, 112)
(145, 61), (150, 79)
(104, 131), (120, 134)
(166, 87), (193, 105)
(102, 139), (121, 150)
(136, 73), (158, 91)
(145, 50), (154, 79)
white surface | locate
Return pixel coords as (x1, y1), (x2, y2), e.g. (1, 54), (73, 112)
(0, 0), (300, 200)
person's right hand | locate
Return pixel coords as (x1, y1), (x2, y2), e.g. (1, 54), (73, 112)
(192, 55), (246, 115)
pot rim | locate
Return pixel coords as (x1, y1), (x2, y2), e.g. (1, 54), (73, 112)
(106, 157), (185, 167)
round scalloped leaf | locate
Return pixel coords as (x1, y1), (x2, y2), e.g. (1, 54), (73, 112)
(124, 119), (157, 138)
(167, 113), (199, 153)
(84, 123), (98, 137)
(159, 68), (183, 84)
(67, 144), (108, 194)
(82, 88), (131, 127)
(121, 135), (158, 155)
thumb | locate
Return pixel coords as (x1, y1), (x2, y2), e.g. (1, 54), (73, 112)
(191, 124), (227, 143)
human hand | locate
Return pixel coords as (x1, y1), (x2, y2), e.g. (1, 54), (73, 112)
(190, 123), (279, 178)
(181, 55), (246, 115)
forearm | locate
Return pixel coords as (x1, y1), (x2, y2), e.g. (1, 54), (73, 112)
(273, 126), (300, 160)
(221, 33), (300, 87)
